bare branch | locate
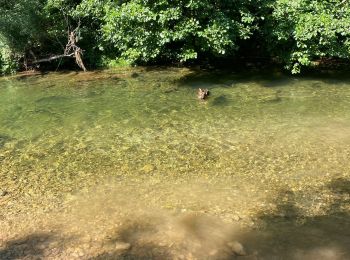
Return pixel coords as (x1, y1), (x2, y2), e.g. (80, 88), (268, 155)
(31, 53), (75, 64)
(28, 26), (87, 71)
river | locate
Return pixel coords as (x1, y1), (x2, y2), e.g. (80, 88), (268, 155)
(0, 68), (350, 259)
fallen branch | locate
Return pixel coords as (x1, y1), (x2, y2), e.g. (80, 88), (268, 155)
(32, 53), (75, 64)
(28, 26), (87, 71)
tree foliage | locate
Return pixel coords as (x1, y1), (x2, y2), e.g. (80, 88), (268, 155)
(1, 0), (350, 74)
(95, 0), (259, 63)
(268, 0), (350, 73)
(0, 0), (46, 52)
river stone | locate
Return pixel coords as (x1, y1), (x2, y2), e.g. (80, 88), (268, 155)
(115, 242), (131, 251)
(232, 215), (241, 221)
(227, 241), (246, 256)
(0, 190), (8, 196)
(142, 164), (155, 173)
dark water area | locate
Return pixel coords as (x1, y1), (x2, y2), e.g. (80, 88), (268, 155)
(0, 68), (350, 259)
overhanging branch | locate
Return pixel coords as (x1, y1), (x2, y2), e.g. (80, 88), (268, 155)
(28, 25), (87, 72)
(31, 53), (75, 64)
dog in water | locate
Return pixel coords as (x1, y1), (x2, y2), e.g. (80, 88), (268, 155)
(197, 88), (209, 100)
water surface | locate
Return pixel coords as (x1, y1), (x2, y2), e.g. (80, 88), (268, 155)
(0, 68), (350, 259)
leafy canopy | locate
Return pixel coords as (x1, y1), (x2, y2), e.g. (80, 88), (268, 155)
(269, 0), (350, 73)
(77, 0), (261, 63)
(1, 0), (350, 73)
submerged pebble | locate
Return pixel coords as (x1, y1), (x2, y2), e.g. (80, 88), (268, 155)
(227, 241), (246, 256)
(115, 242), (131, 251)
(0, 190), (8, 197)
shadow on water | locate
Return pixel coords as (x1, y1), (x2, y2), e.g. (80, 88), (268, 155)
(0, 233), (58, 260)
(0, 134), (12, 148)
(1, 179), (349, 259)
(13, 71), (47, 81)
(88, 213), (240, 260)
(90, 245), (170, 260)
(241, 178), (350, 260)
(91, 232), (171, 260)
(210, 95), (232, 107)
(92, 217), (182, 260)
(176, 67), (350, 91)
(87, 178), (350, 260)
(35, 95), (71, 104)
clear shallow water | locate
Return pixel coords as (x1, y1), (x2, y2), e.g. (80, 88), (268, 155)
(0, 68), (350, 259)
